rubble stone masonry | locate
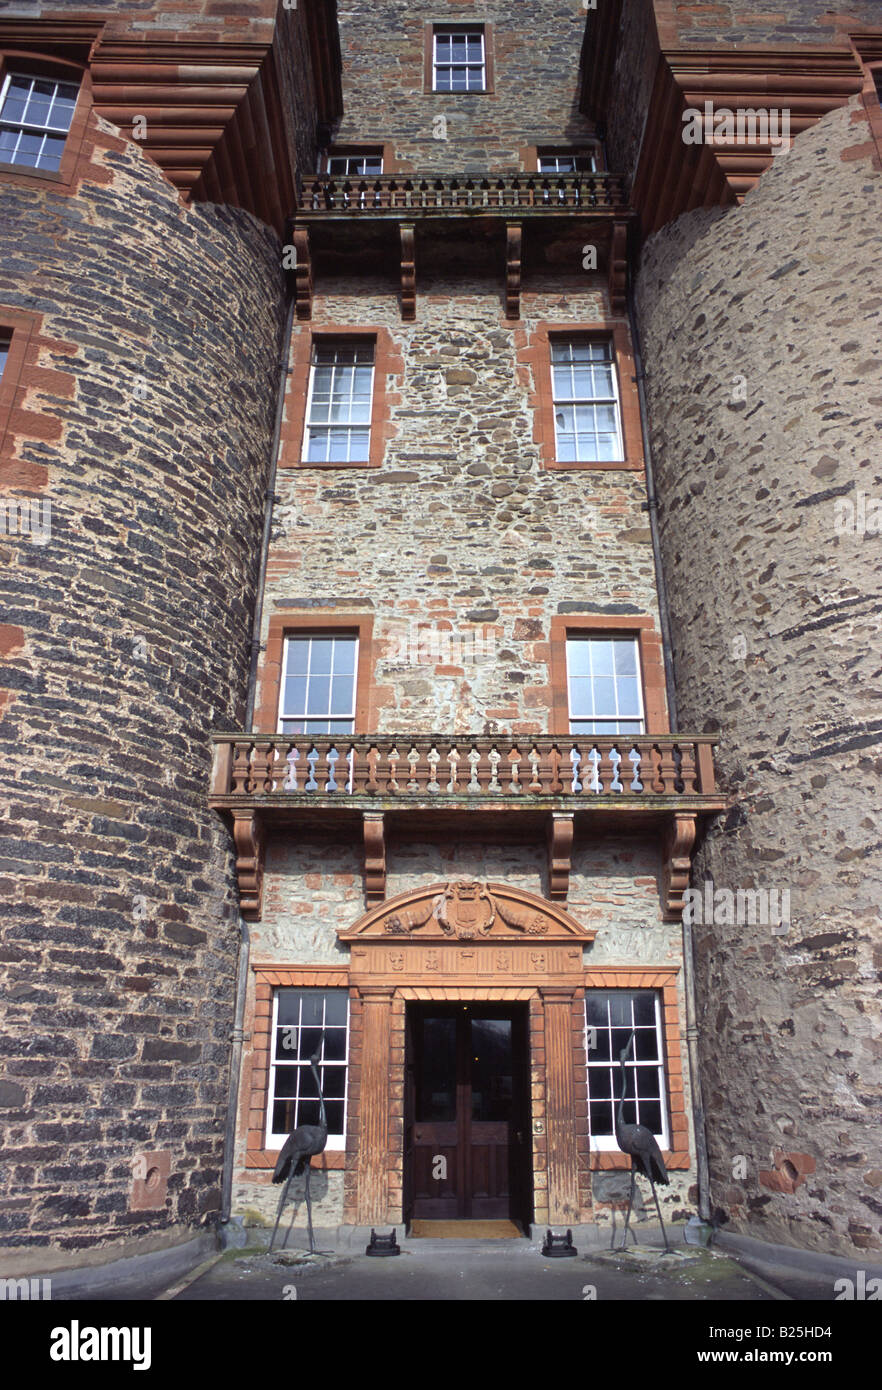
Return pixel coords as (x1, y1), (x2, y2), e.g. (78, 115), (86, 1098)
(635, 99), (882, 1257)
(331, 1), (596, 171)
(257, 279), (664, 733)
(0, 111), (287, 1267)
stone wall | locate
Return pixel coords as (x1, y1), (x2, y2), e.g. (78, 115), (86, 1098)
(0, 112), (287, 1268)
(256, 278), (664, 733)
(332, 1), (597, 171)
(634, 99), (882, 1257)
(652, 0), (882, 46)
(234, 831), (696, 1230)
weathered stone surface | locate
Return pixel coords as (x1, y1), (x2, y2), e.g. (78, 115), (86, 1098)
(635, 100), (882, 1258)
(0, 114), (289, 1257)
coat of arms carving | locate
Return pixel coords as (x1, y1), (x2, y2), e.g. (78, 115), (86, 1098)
(436, 881), (495, 938)
(368, 880), (572, 941)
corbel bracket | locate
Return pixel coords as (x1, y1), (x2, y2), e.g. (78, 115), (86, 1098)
(400, 223), (416, 320)
(548, 811), (574, 901)
(232, 810), (264, 920)
(292, 227), (313, 321)
(505, 221), (523, 320)
(363, 812), (386, 905)
(608, 219), (628, 315)
(663, 812), (697, 920)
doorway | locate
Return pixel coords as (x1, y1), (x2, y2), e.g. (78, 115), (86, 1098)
(404, 1003), (532, 1226)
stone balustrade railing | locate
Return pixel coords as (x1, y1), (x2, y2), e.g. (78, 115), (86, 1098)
(210, 734), (720, 802)
(298, 172), (629, 216)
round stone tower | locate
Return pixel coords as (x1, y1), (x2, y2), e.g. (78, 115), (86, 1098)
(0, 115), (286, 1268)
(634, 100), (882, 1258)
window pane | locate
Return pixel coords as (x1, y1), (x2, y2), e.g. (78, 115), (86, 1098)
(333, 639), (356, 675)
(590, 641), (615, 676)
(322, 1030), (347, 1062)
(639, 1100), (662, 1134)
(320, 1067), (346, 1100)
(592, 677), (616, 717)
(614, 641), (638, 675)
(277, 990), (301, 1025)
(617, 677), (640, 716)
(329, 677), (354, 717)
(309, 639), (333, 674)
(283, 675), (307, 717)
(305, 675), (330, 716)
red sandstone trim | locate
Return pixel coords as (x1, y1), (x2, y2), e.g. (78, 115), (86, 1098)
(0, 306), (78, 489)
(254, 611), (375, 735)
(422, 21), (496, 95)
(279, 324), (402, 471)
(0, 53), (121, 198)
(518, 143), (606, 172)
(583, 966), (689, 1173)
(244, 964), (350, 1171)
(325, 142), (403, 174)
(517, 320), (645, 472)
(549, 614), (669, 735)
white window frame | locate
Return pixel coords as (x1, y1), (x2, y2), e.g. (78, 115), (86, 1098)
(301, 338), (375, 465)
(433, 29), (486, 93)
(266, 989), (350, 1152)
(0, 71), (79, 172)
(565, 635), (645, 736)
(325, 153), (384, 177)
(551, 336), (624, 464)
(278, 632), (359, 736)
(584, 990), (670, 1152)
(537, 151), (598, 173)
(0, 332), (11, 382)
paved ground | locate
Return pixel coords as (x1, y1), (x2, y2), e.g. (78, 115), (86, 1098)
(165, 1237), (780, 1303)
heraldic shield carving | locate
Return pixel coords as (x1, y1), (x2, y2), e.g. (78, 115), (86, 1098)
(336, 880), (596, 944)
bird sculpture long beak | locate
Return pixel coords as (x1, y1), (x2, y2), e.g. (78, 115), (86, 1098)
(618, 1030), (636, 1063)
(309, 1031), (326, 1066)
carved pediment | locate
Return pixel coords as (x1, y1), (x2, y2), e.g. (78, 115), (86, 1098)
(337, 881), (596, 944)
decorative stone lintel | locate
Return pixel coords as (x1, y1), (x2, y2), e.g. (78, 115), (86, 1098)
(548, 811), (574, 901)
(363, 812), (386, 905)
(400, 222), (416, 320)
(663, 812), (697, 921)
(232, 810), (264, 920)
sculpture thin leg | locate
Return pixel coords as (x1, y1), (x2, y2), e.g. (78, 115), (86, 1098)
(270, 1173), (294, 1253)
(648, 1177), (670, 1252)
(304, 1163), (316, 1254)
(620, 1167), (638, 1250)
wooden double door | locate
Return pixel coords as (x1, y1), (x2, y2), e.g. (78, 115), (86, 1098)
(404, 1004), (532, 1224)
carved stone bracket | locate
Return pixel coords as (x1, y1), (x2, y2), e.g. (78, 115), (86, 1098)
(548, 812), (574, 901)
(292, 228), (313, 321)
(663, 812), (697, 921)
(400, 223), (416, 320)
(363, 812), (386, 906)
(608, 219), (627, 314)
(505, 221), (522, 320)
(232, 810), (264, 920)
